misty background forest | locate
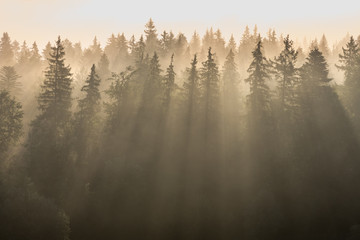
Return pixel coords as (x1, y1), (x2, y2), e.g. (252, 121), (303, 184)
(2, 19), (360, 239)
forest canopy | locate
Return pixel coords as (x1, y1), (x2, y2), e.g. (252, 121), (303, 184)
(1, 19), (360, 239)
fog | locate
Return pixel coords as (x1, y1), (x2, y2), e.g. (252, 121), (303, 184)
(1, 19), (360, 239)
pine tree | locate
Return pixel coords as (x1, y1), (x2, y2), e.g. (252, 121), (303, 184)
(245, 40), (272, 123)
(273, 35), (299, 116)
(0, 66), (22, 96)
(0, 32), (14, 66)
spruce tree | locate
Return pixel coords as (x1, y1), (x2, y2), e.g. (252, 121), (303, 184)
(200, 48), (220, 143)
(336, 36), (360, 127)
(273, 35), (299, 116)
(223, 49), (240, 107)
(27, 36), (73, 202)
(226, 34), (237, 54)
(222, 49), (241, 158)
(77, 64), (101, 121)
(336, 36), (360, 88)
(38, 36), (73, 121)
(0, 32), (14, 66)
(0, 90), (23, 156)
(144, 18), (158, 54)
(245, 40), (272, 123)
(319, 34), (330, 58)
(74, 64), (101, 163)
(163, 54), (176, 113)
(0, 66), (22, 96)
(301, 47), (331, 90)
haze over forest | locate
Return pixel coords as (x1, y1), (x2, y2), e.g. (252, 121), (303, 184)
(2, 14), (360, 239)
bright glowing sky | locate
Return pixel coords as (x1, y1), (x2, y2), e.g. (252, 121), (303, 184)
(1, 0), (360, 48)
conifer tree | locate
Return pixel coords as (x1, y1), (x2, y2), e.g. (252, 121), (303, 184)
(12, 40), (20, 63)
(226, 34), (237, 54)
(38, 37), (73, 121)
(0, 90), (23, 155)
(143, 52), (162, 107)
(18, 41), (31, 66)
(301, 47), (331, 90)
(273, 35), (299, 116)
(336, 36), (360, 88)
(77, 64), (101, 121)
(163, 54), (176, 113)
(74, 64), (101, 162)
(0, 66), (22, 96)
(245, 40), (272, 123)
(27, 36), (73, 202)
(319, 34), (330, 58)
(336, 36), (360, 131)
(97, 53), (111, 81)
(183, 55), (200, 127)
(222, 49), (241, 155)
(29, 42), (42, 68)
(223, 49), (240, 108)
(0, 32), (14, 66)
(190, 31), (201, 55)
(144, 18), (159, 54)
(43, 41), (52, 60)
(200, 48), (220, 142)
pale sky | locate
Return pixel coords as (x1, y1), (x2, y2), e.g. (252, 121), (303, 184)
(1, 0), (360, 49)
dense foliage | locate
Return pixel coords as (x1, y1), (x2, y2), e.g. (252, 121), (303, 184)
(1, 20), (360, 239)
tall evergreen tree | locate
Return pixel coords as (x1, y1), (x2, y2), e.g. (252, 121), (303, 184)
(0, 32), (14, 66)
(74, 64), (101, 162)
(226, 34), (237, 54)
(0, 90), (23, 156)
(245, 40), (272, 124)
(144, 18), (159, 54)
(0, 66), (22, 96)
(336, 36), (360, 132)
(301, 47), (331, 90)
(200, 48), (220, 143)
(319, 34), (330, 58)
(162, 54), (176, 113)
(183, 55), (200, 135)
(272, 35), (299, 117)
(27, 36), (73, 202)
